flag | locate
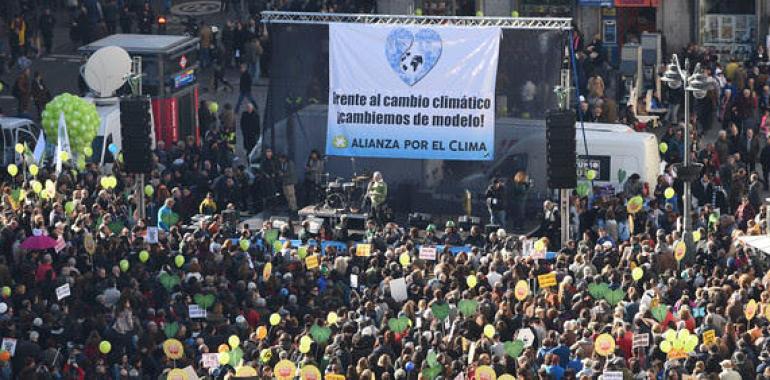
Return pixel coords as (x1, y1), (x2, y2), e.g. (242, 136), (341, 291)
(32, 129), (46, 164)
(54, 112), (71, 176)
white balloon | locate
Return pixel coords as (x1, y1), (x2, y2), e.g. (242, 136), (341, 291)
(0, 303), (9, 314)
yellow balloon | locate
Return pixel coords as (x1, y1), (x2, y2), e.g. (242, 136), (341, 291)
(29, 164), (38, 176)
(14, 144), (23, 154)
(632, 267), (644, 281)
(300, 336), (313, 347)
(327, 311), (338, 325)
(219, 352), (230, 365)
(30, 180), (42, 194)
(467, 275), (478, 288)
(483, 324), (495, 338)
(664, 187), (675, 199)
(693, 230), (701, 242)
(586, 169), (597, 180)
(228, 335), (240, 349)
(299, 342), (311, 353)
(7, 164), (18, 177)
(59, 151), (69, 162)
(399, 252), (410, 266)
(270, 313), (281, 326)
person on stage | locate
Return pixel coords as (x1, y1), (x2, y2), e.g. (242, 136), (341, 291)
(367, 171), (388, 224)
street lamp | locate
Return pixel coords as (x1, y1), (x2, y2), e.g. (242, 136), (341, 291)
(660, 54), (709, 257)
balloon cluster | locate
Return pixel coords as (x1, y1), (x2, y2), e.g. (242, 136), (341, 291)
(100, 176), (118, 189)
(41, 93), (101, 157)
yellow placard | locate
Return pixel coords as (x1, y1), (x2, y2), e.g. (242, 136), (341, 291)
(703, 330), (716, 346)
(275, 359), (297, 380)
(263, 262), (272, 281)
(162, 339), (184, 360)
(356, 244), (371, 257)
(594, 333), (615, 357)
(305, 255), (320, 270)
(537, 273), (557, 288)
(235, 366), (258, 376)
(746, 299), (758, 321)
(674, 241), (686, 262)
(476, 365), (497, 380)
(765, 304), (770, 320)
(301, 365), (322, 380)
(325, 375), (346, 380)
(514, 280), (529, 301)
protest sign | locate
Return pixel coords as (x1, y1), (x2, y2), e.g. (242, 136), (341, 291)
(55, 283), (70, 301)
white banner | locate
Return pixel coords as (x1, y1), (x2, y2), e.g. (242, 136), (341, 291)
(327, 23), (500, 160)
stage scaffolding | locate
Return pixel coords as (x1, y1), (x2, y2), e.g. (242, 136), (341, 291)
(260, 11), (572, 30)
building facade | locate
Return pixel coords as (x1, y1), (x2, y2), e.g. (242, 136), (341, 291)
(376, 0), (770, 63)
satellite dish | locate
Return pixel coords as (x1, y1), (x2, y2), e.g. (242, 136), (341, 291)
(82, 46), (132, 98)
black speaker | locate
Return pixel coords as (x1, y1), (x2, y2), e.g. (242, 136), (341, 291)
(120, 96), (153, 174)
(546, 110), (576, 189)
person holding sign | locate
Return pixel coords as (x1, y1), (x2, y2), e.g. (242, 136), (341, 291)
(366, 172), (388, 225)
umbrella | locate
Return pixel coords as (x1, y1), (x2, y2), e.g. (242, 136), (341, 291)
(19, 235), (58, 250)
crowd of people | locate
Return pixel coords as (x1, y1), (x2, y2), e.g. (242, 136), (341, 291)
(6, 2), (770, 380)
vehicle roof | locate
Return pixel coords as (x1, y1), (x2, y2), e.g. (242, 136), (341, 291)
(0, 117), (35, 130)
(78, 34), (199, 55)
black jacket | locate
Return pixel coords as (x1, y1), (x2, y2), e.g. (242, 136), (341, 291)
(240, 110), (261, 139)
(239, 71), (252, 93)
(485, 184), (505, 211)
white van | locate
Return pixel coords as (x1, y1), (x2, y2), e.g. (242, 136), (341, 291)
(459, 121), (661, 196)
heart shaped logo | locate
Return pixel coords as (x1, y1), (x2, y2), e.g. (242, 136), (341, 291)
(385, 28), (442, 86)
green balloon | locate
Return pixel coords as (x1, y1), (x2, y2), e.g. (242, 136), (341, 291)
(64, 201), (75, 213)
(144, 185), (154, 197)
(139, 250), (149, 263)
(239, 239), (250, 251)
(175, 255), (185, 268)
(119, 259), (129, 272)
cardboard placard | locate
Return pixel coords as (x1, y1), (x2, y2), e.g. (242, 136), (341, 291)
(537, 272), (557, 288)
(146, 227), (159, 244)
(201, 353), (219, 368)
(1, 338), (16, 356)
(55, 283), (71, 301)
(350, 274), (358, 288)
(355, 244), (371, 257)
(305, 255), (320, 270)
(632, 333), (649, 348)
(419, 246), (437, 261)
(188, 304), (207, 319)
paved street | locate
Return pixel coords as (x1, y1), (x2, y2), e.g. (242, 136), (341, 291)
(0, 2), (267, 161)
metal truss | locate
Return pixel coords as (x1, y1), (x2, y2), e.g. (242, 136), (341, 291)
(260, 11), (572, 30)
